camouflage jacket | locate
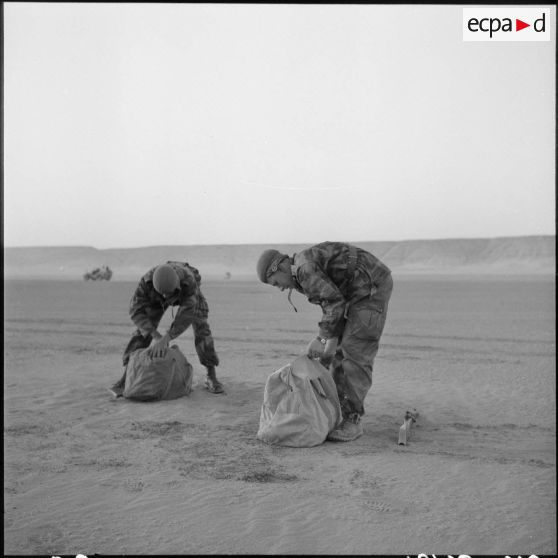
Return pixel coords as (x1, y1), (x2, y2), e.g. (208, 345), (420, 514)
(291, 242), (391, 339)
(129, 261), (206, 339)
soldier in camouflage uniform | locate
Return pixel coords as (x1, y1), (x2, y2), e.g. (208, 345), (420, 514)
(257, 242), (393, 442)
(109, 262), (224, 397)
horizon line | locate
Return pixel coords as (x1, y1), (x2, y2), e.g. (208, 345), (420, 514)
(2, 233), (555, 251)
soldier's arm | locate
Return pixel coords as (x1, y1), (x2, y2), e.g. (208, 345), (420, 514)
(168, 294), (197, 339)
(167, 271), (199, 339)
(297, 263), (346, 338)
(129, 279), (158, 337)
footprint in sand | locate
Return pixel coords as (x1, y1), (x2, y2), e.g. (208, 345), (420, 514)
(27, 524), (66, 554)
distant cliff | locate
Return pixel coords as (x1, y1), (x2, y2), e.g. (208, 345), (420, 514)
(3, 236), (555, 280)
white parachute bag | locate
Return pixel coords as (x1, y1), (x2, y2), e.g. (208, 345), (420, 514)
(257, 355), (342, 447)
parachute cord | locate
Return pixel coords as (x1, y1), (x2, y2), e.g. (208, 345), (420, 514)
(287, 288), (298, 313)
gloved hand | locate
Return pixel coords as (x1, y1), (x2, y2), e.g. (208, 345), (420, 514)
(148, 332), (170, 358)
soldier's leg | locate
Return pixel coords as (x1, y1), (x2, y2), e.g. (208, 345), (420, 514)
(327, 345), (361, 416)
(338, 339), (378, 417)
(328, 275), (393, 440)
(338, 274), (393, 417)
(192, 292), (223, 393)
(192, 317), (220, 368)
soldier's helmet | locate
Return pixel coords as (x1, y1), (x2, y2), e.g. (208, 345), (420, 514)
(153, 264), (180, 295)
(256, 249), (285, 283)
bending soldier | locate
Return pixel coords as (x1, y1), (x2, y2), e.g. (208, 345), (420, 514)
(257, 242), (393, 442)
(109, 262), (224, 397)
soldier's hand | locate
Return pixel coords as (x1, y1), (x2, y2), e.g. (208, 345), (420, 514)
(148, 333), (170, 358)
(307, 337), (326, 359)
(323, 337), (338, 358)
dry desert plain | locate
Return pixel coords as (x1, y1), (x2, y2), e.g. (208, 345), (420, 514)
(3, 274), (556, 555)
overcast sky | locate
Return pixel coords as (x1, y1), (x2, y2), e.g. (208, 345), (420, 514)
(3, 3), (555, 248)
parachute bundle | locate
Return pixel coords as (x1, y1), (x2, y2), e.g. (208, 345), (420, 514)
(123, 345), (193, 401)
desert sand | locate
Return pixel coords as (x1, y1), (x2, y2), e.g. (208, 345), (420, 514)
(3, 274), (556, 555)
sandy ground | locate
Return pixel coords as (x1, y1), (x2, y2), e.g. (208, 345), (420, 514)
(3, 276), (556, 555)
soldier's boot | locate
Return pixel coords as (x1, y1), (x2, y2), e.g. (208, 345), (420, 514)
(327, 413), (363, 442)
(204, 365), (225, 394)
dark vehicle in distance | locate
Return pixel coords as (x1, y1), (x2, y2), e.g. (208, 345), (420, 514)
(83, 266), (113, 281)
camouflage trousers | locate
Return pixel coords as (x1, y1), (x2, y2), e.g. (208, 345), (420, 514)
(122, 292), (220, 369)
(322, 273), (393, 419)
